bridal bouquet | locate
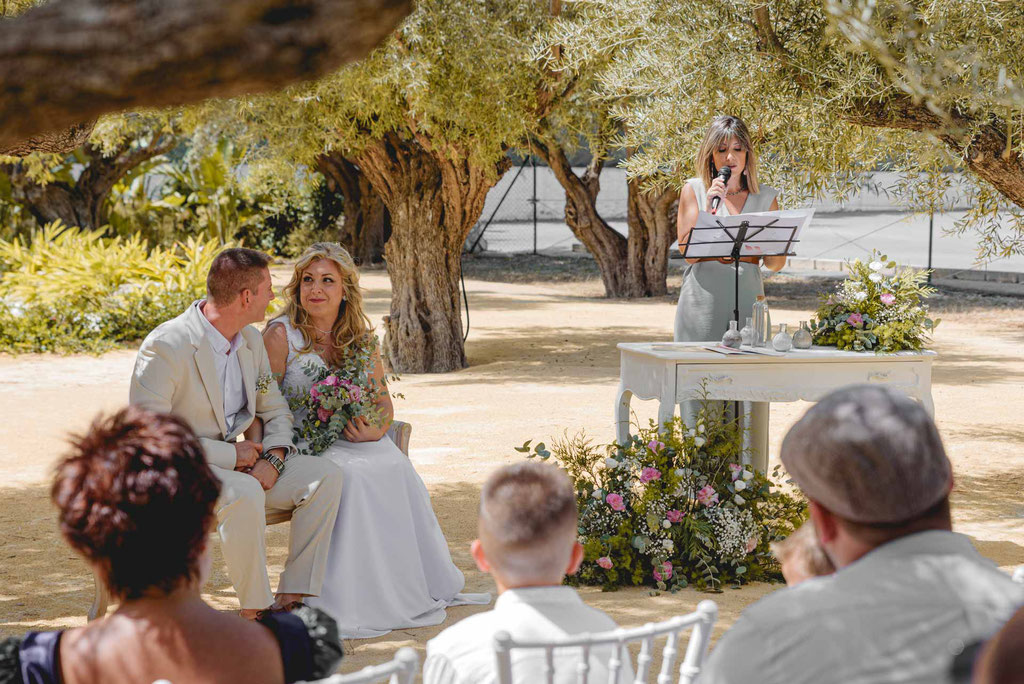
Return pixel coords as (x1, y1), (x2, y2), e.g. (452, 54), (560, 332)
(287, 340), (389, 455)
(810, 251), (939, 352)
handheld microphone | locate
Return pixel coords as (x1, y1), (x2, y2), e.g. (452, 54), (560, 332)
(709, 166), (732, 213)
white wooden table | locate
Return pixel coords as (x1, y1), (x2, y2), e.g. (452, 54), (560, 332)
(616, 342), (936, 472)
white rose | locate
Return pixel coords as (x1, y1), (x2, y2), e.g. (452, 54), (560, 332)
(854, 291), (868, 301)
(869, 261), (883, 271)
(869, 272), (883, 283)
(662, 520), (671, 529)
(694, 437), (706, 447)
(734, 479), (746, 492)
(734, 494), (745, 505)
(604, 457), (619, 470)
(661, 539), (674, 551)
(591, 489), (604, 500)
(742, 469), (754, 481)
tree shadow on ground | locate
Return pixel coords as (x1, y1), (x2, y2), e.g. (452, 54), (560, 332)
(930, 349), (1024, 387)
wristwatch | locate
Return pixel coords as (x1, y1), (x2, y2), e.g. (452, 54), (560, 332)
(260, 451), (286, 476)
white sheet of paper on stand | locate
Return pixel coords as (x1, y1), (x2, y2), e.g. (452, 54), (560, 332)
(684, 208), (814, 259)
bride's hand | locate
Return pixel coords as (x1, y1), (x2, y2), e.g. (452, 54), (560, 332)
(343, 415), (384, 443)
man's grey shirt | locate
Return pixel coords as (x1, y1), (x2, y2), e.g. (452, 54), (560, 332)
(702, 531), (1024, 684)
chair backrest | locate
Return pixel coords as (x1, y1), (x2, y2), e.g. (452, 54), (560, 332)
(309, 647), (418, 684)
(1013, 566), (1024, 584)
(493, 600), (718, 684)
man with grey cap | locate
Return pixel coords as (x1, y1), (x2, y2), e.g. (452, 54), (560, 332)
(700, 385), (1024, 684)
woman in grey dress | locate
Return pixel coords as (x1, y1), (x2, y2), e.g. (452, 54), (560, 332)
(675, 115), (785, 342)
(675, 115), (786, 431)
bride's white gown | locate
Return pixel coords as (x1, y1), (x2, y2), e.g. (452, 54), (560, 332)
(278, 319), (488, 638)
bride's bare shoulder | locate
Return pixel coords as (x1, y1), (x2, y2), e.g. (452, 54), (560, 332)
(262, 321), (290, 361)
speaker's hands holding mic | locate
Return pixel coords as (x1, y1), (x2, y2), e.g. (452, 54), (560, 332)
(707, 166), (732, 215)
(706, 176), (727, 214)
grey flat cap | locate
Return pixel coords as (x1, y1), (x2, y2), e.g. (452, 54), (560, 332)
(780, 385), (952, 524)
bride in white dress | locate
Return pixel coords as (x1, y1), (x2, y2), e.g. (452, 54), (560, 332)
(262, 242), (488, 639)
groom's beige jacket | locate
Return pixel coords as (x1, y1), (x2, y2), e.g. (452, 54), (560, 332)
(129, 301), (295, 468)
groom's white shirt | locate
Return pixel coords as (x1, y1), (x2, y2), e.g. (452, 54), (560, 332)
(195, 301), (247, 432)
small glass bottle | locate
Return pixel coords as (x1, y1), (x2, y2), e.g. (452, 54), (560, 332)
(739, 317), (753, 346)
(752, 296), (768, 347)
(722, 320), (743, 349)
(772, 323), (793, 352)
(792, 321), (813, 349)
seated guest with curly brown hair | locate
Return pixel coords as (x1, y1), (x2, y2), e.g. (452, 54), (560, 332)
(0, 407), (342, 684)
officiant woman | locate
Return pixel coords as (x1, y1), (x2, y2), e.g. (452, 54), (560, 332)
(674, 114), (785, 343)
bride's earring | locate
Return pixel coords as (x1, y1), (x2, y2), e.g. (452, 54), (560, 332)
(340, 297), (347, 316)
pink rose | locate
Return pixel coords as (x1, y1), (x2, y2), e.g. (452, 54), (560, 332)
(310, 387), (321, 400)
(653, 562), (672, 582)
(597, 556), (613, 570)
(647, 439), (665, 453)
(847, 313), (864, 326)
(696, 485), (719, 507)
(728, 463), (742, 481)
(349, 386), (362, 402)
(880, 293), (895, 305)
(666, 509), (685, 523)
(640, 467), (662, 484)
(605, 493), (625, 512)
(322, 375), (340, 386)
(316, 408), (333, 423)
(746, 535), (759, 554)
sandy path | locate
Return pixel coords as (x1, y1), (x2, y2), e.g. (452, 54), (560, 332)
(1, 269), (1022, 675)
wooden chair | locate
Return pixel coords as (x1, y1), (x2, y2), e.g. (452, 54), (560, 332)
(88, 420), (412, 621)
(307, 647), (418, 684)
(493, 600), (718, 684)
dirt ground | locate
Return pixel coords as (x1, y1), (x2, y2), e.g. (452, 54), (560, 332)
(2, 261), (1023, 676)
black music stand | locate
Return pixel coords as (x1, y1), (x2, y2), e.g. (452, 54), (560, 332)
(682, 218), (800, 328)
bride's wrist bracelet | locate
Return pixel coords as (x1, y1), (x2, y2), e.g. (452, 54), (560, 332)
(260, 452), (286, 476)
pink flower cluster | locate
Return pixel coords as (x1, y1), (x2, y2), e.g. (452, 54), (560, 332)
(597, 556), (613, 570)
(647, 439), (665, 453)
(728, 463), (742, 481)
(880, 293), (896, 305)
(666, 509), (685, 523)
(640, 467), (662, 483)
(605, 492), (625, 512)
(310, 374), (363, 424)
(653, 561), (673, 582)
(846, 313), (864, 327)
(696, 485), (719, 507)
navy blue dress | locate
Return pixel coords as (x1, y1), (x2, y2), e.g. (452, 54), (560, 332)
(0, 607), (342, 684)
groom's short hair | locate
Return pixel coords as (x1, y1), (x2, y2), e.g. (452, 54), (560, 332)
(207, 247), (271, 305)
(479, 462), (578, 584)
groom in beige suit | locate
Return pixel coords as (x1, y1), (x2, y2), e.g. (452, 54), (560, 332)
(130, 247), (342, 617)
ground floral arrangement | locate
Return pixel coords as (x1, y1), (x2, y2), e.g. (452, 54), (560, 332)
(810, 251), (938, 352)
(517, 398), (807, 593)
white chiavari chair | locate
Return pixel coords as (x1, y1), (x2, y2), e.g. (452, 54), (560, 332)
(307, 646), (418, 684)
(493, 599), (718, 684)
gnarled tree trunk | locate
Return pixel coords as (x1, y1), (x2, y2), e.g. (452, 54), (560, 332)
(530, 137), (631, 297)
(355, 132), (508, 373)
(626, 177), (679, 297)
(1, 136), (175, 230)
(315, 152), (390, 264)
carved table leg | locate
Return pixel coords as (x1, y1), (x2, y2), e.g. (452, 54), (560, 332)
(748, 401), (770, 474)
(615, 386), (634, 445)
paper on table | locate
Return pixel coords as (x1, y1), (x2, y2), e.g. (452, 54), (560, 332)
(684, 208), (814, 259)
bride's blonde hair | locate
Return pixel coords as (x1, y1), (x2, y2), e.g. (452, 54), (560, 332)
(281, 242), (373, 359)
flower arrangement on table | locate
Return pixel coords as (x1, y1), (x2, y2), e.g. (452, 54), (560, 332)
(516, 395), (807, 593)
(810, 251), (939, 352)
(286, 337), (391, 456)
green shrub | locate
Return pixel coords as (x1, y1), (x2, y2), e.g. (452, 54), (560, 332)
(0, 222), (227, 354)
(516, 395), (807, 593)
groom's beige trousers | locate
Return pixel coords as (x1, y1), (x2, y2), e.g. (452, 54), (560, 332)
(213, 455), (342, 609)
